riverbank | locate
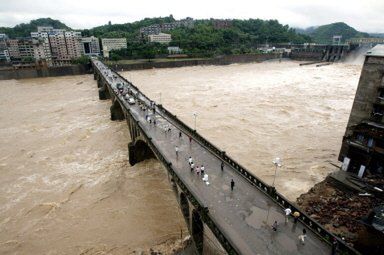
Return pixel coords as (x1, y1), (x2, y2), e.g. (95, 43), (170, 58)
(106, 53), (281, 71)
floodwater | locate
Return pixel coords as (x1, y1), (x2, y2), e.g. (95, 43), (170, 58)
(0, 75), (186, 254)
(124, 59), (361, 200)
(0, 60), (361, 254)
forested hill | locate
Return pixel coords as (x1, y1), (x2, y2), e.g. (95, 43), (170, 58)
(0, 18), (70, 38)
(297, 22), (370, 44)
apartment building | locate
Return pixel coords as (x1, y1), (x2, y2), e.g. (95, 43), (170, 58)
(339, 44), (384, 177)
(140, 18), (194, 36)
(101, 38), (127, 58)
(81, 36), (100, 56)
(0, 34), (10, 62)
(148, 33), (172, 44)
(31, 31), (52, 65)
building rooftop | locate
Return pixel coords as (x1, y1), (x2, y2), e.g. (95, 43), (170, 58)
(366, 44), (384, 57)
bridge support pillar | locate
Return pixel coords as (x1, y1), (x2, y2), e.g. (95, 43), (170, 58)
(99, 85), (110, 100)
(128, 141), (154, 166)
(110, 100), (125, 121)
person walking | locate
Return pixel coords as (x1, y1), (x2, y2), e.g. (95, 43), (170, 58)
(284, 208), (292, 223)
(200, 165), (205, 175)
(230, 179), (235, 191)
(196, 166), (200, 175)
(189, 136), (192, 143)
(175, 146), (179, 157)
(221, 161), (224, 171)
(298, 229), (307, 245)
(190, 162), (195, 172)
(179, 131), (182, 138)
(188, 156), (193, 165)
(272, 221), (278, 231)
(293, 211), (300, 223)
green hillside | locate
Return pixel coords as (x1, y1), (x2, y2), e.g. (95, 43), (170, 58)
(309, 22), (369, 43)
(0, 18), (70, 38)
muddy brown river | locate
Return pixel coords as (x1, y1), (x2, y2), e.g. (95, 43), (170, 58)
(0, 60), (361, 254)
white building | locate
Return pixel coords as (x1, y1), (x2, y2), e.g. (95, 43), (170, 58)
(148, 33), (172, 44)
(167, 46), (182, 54)
(81, 36), (100, 56)
(101, 38), (127, 58)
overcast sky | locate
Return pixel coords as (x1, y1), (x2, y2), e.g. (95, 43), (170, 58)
(0, 0), (383, 33)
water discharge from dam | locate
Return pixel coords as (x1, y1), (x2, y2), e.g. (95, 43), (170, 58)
(0, 60), (361, 253)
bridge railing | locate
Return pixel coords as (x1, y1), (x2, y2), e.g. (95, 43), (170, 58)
(94, 60), (360, 255)
(126, 107), (241, 255)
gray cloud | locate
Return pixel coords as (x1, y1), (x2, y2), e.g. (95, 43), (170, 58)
(0, 0), (383, 32)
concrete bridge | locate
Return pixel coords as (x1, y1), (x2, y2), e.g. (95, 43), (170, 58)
(91, 59), (359, 255)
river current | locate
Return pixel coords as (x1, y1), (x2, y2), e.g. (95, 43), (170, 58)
(0, 60), (361, 253)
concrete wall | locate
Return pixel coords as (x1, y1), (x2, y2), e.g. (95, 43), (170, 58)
(0, 64), (91, 80)
(109, 53), (280, 71)
(344, 56), (384, 133)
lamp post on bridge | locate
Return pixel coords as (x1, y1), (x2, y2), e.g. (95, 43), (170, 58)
(272, 157), (282, 187)
(193, 112), (198, 131)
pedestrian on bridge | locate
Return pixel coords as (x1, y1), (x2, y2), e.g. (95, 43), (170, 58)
(200, 165), (205, 175)
(175, 146), (179, 157)
(196, 166), (200, 175)
(284, 208), (292, 223)
(272, 221), (278, 231)
(188, 156), (193, 165)
(221, 162), (224, 171)
(230, 179), (235, 191)
(188, 135), (192, 143)
(298, 228), (307, 245)
(190, 163), (195, 172)
(179, 131), (182, 138)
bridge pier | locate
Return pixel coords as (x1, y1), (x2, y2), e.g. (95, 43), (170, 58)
(110, 99), (125, 120)
(99, 84), (111, 100)
(128, 140), (154, 166)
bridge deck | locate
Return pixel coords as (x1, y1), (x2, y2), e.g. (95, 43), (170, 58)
(94, 60), (332, 255)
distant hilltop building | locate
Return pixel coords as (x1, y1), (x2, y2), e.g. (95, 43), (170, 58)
(211, 19), (232, 29)
(140, 18), (194, 36)
(101, 38), (127, 58)
(148, 33), (172, 44)
(339, 44), (384, 177)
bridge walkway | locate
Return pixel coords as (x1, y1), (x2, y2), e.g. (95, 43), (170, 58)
(94, 60), (333, 255)
(123, 83), (331, 254)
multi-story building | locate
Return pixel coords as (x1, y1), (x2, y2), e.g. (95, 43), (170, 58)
(101, 38), (127, 58)
(148, 33), (172, 44)
(140, 24), (161, 36)
(81, 36), (101, 56)
(0, 34), (10, 62)
(140, 18), (194, 36)
(6, 39), (21, 59)
(64, 31), (83, 59)
(31, 31), (52, 65)
(17, 38), (34, 60)
(339, 44), (384, 177)
(30, 27), (82, 66)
